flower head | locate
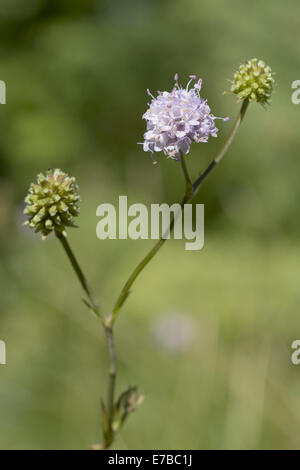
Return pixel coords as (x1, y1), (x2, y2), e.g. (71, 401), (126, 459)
(230, 58), (274, 105)
(24, 168), (80, 239)
(142, 74), (228, 161)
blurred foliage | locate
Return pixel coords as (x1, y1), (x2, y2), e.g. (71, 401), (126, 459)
(1, 0), (300, 449)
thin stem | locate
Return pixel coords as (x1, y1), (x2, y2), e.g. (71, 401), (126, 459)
(111, 100), (249, 323)
(193, 99), (249, 194)
(104, 325), (117, 444)
(180, 153), (193, 199)
(56, 232), (102, 319)
(56, 231), (117, 449)
(111, 155), (193, 322)
(112, 235), (168, 321)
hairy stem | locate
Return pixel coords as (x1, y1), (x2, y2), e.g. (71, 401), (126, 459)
(111, 100), (249, 323)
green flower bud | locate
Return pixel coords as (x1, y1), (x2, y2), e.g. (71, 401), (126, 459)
(230, 58), (274, 105)
(24, 168), (80, 239)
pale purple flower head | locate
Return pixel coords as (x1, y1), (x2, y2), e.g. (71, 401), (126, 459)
(142, 74), (229, 161)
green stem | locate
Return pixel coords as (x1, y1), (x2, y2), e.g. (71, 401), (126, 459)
(105, 325), (117, 430)
(56, 232), (102, 319)
(180, 152), (193, 199)
(192, 99), (249, 194)
(112, 233), (169, 321)
(111, 100), (249, 323)
(56, 231), (117, 449)
(111, 154), (192, 323)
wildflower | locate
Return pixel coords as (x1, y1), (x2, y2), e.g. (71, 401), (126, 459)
(24, 168), (80, 239)
(230, 58), (274, 105)
(142, 74), (228, 161)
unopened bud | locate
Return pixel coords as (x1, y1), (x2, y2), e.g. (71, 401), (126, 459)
(24, 168), (80, 239)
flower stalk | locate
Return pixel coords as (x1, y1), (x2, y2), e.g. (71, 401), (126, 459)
(193, 98), (249, 194)
(56, 231), (101, 319)
(102, 324), (117, 448)
(111, 99), (249, 325)
(55, 231), (118, 449)
(180, 153), (193, 200)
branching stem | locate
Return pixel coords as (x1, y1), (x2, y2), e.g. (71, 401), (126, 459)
(111, 100), (249, 324)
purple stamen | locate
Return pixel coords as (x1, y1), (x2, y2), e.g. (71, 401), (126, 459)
(194, 78), (202, 90)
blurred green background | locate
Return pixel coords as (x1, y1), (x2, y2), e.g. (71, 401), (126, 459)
(1, 0), (300, 449)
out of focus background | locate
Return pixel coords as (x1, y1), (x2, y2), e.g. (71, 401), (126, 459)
(1, 0), (300, 449)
